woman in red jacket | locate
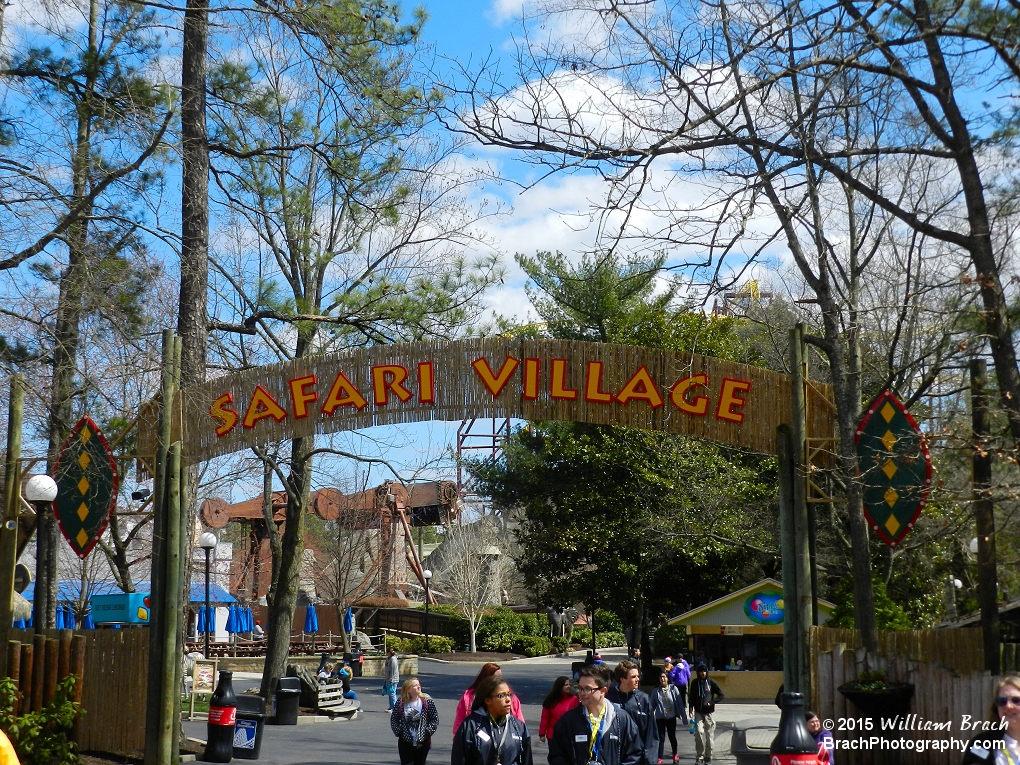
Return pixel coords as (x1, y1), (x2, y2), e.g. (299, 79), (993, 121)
(539, 676), (578, 743)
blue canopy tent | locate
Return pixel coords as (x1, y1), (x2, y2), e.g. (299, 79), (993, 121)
(82, 611), (95, 629)
(54, 605), (65, 629)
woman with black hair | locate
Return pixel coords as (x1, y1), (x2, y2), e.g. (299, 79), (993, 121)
(453, 676), (533, 765)
(453, 662), (524, 737)
(539, 676), (578, 743)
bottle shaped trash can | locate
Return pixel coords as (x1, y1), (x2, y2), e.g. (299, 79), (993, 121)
(232, 693), (266, 760)
(206, 670), (238, 762)
(769, 692), (819, 764)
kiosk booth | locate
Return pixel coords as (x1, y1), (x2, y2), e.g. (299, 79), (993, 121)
(666, 578), (834, 700)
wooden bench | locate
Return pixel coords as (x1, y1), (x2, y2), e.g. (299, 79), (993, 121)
(314, 681), (360, 718)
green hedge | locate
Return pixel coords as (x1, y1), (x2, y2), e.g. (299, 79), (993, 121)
(409, 635), (454, 653)
(477, 608), (525, 652)
(570, 628), (626, 649)
(550, 635), (568, 653)
(511, 636), (553, 657)
(417, 603), (473, 645)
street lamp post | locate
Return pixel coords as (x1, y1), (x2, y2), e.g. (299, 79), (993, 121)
(23, 476), (58, 633)
(198, 532), (218, 658)
(423, 569), (432, 654)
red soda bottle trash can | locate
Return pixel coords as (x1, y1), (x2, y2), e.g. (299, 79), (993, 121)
(770, 691), (820, 764)
(206, 670), (238, 763)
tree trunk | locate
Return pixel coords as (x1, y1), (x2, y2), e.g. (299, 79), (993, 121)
(179, 0), (209, 391)
(259, 435), (311, 699)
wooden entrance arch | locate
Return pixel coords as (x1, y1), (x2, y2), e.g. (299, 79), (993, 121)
(149, 337), (835, 463)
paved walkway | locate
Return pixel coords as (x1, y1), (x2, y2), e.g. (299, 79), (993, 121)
(183, 650), (779, 764)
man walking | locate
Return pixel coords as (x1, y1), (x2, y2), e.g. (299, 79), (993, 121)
(549, 665), (643, 765)
(687, 664), (723, 765)
(606, 661), (658, 765)
(384, 648), (400, 710)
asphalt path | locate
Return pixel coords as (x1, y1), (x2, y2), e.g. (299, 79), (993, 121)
(183, 650), (778, 765)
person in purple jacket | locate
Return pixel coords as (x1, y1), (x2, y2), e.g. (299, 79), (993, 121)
(665, 656), (690, 724)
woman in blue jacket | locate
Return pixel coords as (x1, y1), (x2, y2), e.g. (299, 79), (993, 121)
(651, 672), (683, 764)
(453, 676), (533, 765)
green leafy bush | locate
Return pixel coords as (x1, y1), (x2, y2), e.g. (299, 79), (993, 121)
(520, 613), (540, 637)
(477, 608), (525, 652)
(550, 636), (568, 653)
(384, 635), (412, 653)
(409, 635), (454, 654)
(596, 631), (626, 649)
(571, 627), (592, 646)
(511, 636), (553, 657)
(0, 675), (82, 765)
(535, 612), (550, 636)
(653, 624), (687, 658)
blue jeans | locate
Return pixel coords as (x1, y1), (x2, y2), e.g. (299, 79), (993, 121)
(386, 683), (398, 709)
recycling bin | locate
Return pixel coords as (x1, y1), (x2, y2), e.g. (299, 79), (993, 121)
(271, 677), (301, 725)
(233, 694), (266, 759)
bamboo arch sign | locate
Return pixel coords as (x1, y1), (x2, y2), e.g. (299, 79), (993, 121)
(165, 338), (835, 464)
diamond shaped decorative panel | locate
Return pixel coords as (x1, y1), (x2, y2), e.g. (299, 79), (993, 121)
(53, 416), (118, 557)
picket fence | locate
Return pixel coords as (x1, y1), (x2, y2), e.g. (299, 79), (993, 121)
(812, 627), (1003, 765)
(8, 628), (148, 755)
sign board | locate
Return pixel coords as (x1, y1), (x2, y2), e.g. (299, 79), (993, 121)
(744, 590), (784, 625)
(53, 416), (118, 557)
(193, 659), (217, 695)
(855, 390), (932, 547)
(91, 592), (150, 624)
(165, 338), (835, 464)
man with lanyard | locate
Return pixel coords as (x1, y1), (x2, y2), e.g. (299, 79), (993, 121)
(549, 665), (642, 765)
(606, 661), (658, 765)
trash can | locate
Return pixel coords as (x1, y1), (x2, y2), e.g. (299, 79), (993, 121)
(730, 716), (779, 765)
(271, 677), (301, 725)
(349, 648), (364, 677)
(233, 694), (266, 759)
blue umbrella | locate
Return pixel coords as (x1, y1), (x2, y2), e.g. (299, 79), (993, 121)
(224, 605), (236, 633)
(244, 606), (254, 632)
(12, 618), (25, 628)
(196, 606), (207, 634)
(304, 604), (318, 633)
(83, 611), (95, 629)
(55, 606), (65, 629)
(343, 607), (354, 634)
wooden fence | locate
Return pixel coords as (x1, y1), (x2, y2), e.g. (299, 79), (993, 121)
(8, 628), (148, 755)
(812, 627), (1000, 765)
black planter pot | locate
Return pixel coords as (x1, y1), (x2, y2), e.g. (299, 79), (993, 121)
(837, 682), (915, 719)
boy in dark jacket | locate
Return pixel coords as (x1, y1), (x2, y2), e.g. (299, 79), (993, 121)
(606, 661), (658, 765)
(550, 665), (643, 765)
(687, 664), (724, 765)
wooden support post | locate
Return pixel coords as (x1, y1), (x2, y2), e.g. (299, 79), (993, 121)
(778, 424), (800, 693)
(0, 375), (25, 678)
(145, 330), (177, 765)
(20, 642), (33, 712)
(172, 437), (188, 754)
(43, 637), (58, 706)
(31, 634), (45, 711)
(971, 359), (1000, 674)
(789, 326), (814, 698)
(70, 634), (85, 741)
(58, 629), (72, 681)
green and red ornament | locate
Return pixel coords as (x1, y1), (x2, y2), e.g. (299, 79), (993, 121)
(53, 416), (118, 557)
(855, 390), (931, 547)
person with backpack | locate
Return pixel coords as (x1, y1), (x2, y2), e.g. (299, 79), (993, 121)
(606, 661), (658, 765)
(666, 656), (690, 723)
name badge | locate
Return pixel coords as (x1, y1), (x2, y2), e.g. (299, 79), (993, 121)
(575, 734), (588, 743)
(477, 730), (491, 742)
(970, 745), (989, 758)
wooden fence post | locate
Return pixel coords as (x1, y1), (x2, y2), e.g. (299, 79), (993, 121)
(6, 641), (20, 715)
(43, 637), (58, 706)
